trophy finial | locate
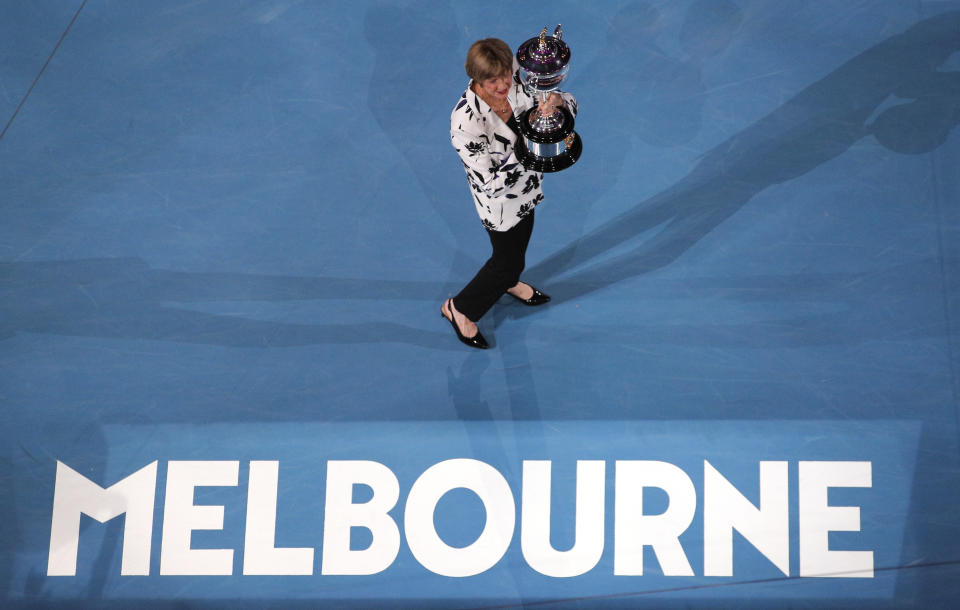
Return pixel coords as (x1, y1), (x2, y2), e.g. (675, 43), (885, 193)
(554, 24), (563, 41)
(538, 27), (548, 51)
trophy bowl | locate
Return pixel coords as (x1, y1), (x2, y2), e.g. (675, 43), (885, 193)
(514, 25), (582, 173)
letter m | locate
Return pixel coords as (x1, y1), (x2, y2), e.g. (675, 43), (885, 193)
(47, 461), (158, 576)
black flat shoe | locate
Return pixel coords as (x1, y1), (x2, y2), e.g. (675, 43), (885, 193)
(509, 285), (551, 306)
(441, 299), (489, 349)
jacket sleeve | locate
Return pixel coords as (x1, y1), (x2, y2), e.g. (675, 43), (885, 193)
(450, 120), (524, 200)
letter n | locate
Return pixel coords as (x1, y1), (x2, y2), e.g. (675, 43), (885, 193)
(703, 460), (789, 577)
(47, 460), (158, 576)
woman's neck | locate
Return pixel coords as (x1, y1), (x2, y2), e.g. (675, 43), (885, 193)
(473, 83), (509, 112)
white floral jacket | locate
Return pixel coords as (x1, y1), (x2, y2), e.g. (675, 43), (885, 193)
(450, 68), (578, 232)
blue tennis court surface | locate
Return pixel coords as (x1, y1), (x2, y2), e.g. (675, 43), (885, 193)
(2, 1), (959, 607)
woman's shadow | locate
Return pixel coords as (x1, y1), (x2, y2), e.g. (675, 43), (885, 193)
(524, 10), (960, 300)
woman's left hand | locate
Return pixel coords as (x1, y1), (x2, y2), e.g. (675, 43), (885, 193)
(537, 93), (564, 117)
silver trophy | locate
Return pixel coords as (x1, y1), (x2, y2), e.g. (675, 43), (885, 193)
(515, 25), (582, 173)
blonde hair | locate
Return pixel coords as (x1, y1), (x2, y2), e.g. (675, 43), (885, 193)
(465, 38), (513, 82)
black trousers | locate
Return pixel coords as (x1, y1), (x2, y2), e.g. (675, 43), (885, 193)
(453, 211), (535, 322)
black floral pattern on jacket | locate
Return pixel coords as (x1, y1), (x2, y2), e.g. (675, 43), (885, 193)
(464, 141), (484, 157)
(521, 174), (540, 195)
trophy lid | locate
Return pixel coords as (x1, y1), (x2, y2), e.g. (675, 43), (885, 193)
(516, 25), (570, 76)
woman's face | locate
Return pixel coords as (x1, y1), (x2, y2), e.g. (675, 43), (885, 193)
(478, 72), (511, 101)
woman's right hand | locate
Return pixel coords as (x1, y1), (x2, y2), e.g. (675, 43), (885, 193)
(537, 92), (564, 117)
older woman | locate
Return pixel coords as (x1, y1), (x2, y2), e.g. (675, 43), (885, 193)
(442, 38), (578, 349)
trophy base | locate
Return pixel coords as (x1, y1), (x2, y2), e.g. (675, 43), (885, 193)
(516, 107), (582, 173)
(515, 132), (582, 172)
